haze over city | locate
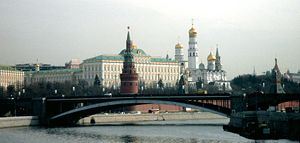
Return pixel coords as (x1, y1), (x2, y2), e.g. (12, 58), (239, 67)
(0, 0), (299, 79)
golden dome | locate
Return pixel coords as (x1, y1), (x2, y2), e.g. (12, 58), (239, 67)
(132, 43), (137, 49)
(175, 42), (183, 49)
(189, 26), (197, 37)
(207, 52), (216, 61)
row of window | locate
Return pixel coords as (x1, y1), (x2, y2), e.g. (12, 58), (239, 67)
(122, 82), (138, 86)
(189, 52), (198, 57)
(0, 76), (24, 82)
(0, 71), (24, 75)
(102, 81), (176, 88)
(84, 64), (179, 73)
(32, 76), (72, 81)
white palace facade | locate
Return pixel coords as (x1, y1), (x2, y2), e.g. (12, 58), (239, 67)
(81, 46), (180, 88)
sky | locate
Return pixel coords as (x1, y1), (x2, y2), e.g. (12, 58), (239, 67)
(0, 0), (299, 79)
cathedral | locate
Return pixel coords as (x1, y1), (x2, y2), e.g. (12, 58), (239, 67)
(174, 22), (231, 91)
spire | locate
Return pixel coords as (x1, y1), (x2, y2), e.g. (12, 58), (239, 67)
(271, 58), (285, 94)
(127, 26), (131, 41)
(216, 44), (219, 57)
(189, 19), (197, 37)
(274, 58), (280, 71)
(126, 26), (132, 50)
(192, 18), (194, 27)
(215, 44), (222, 71)
(253, 66), (256, 76)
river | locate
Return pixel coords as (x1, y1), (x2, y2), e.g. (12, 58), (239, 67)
(0, 119), (296, 143)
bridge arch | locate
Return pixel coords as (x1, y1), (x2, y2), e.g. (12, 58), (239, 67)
(49, 99), (229, 125)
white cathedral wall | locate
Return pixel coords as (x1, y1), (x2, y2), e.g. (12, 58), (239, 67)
(189, 69), (227, 85)
(188, 37), (199, 69)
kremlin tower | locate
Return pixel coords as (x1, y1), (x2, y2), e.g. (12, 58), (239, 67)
(120, 27), (139, 94)
(271, 58), (285, 94)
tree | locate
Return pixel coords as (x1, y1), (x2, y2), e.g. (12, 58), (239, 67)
(177, 75), (185, 94)
(205, 84), (220, 94)
(158, 79), (164, 89)
(196, 78), (203, 89)
(94, 74), (101, 86)
(7, 85), (15, 96)
(0, 86), (4, 97)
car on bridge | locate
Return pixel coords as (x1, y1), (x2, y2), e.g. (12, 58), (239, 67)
(104, 93), (112, 97)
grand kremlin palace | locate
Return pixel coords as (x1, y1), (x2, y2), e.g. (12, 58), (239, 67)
(82, 46), (180, 89)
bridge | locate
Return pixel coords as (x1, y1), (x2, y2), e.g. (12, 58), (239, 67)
(37, 94), (232, 126)
(1, 93), (299, 126)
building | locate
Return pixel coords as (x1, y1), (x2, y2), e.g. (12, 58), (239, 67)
(25, 69), (82, 85)
(65, 59), (81, 69)
(14, 63), (65, 71)
(23, 59), (80, 85)
(174, 42), (188, 74)
(187, 23), (199, 69)
(284, 70), (300, 83)
(81, 35), (180, 90)
(177, 23), (231, 91)
(0, 65), (24, 91)
(24, 63), (82, 85)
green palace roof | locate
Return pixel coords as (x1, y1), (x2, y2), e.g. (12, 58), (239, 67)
(26, 68), (82, 74)
(84, 48), (177, 63)
(119, 48), (148, 56)
(0, 65), (16, 71)
(150, 57), (175, 63)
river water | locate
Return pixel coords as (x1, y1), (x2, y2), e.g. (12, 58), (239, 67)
(0, 119), (296, 143)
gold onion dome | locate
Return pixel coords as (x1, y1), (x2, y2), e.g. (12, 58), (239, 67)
(189, 26), (197, 37)
(175, 42), (183, 49)
(132, 43), (137, 49)
(207, 52), (216, 61)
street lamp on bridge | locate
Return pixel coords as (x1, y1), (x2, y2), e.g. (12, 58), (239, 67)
(72, 86), (76, 96)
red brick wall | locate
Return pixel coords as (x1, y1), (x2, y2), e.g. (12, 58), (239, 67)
(277, 101), (299, 111)
(127, 104), (183, 112)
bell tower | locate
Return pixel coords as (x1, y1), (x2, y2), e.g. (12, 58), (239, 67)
(188, 20), (199, 69)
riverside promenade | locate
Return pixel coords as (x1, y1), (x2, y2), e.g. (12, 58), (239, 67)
(79, 112), (227, 125)
(0, 112), (227, 128)
(0, 116), (39, 128)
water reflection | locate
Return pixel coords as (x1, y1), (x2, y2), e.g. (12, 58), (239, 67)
(0, 120), (297, 143)
(121, 135), (137, 143)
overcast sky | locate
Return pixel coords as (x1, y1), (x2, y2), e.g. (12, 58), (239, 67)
(0, 0), (299, 79)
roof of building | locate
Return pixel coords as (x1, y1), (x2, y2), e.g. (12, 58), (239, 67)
(83, 55), (124, 63)
(26, 68), (82, 74)
(83, 48), (177, 63)
(175, 42), (184, 49)
(0, 65), (16, 71)
(150, 57), (176, 63)
(119, 48), (148, 56)
(189, 25), (197, 37)
(207, 52), (216, 61)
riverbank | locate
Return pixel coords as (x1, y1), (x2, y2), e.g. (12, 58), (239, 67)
(79, 112), (228, 125)
(0, 112), (227, 128)
(0, 116), (39, 128)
